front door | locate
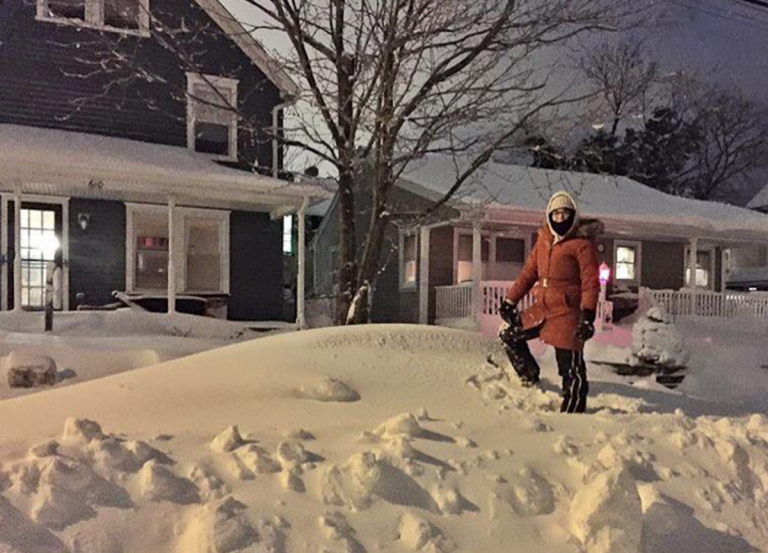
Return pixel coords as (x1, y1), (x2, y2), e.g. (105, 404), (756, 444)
(5, 202), (64, 310)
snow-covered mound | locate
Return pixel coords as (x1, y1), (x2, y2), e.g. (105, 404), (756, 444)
(631, 307), (690, 368)
(0, 324), (767, 552)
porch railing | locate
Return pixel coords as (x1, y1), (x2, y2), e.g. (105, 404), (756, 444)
(647, 289), (768, 320)
(435, 281), (531, 321)
(436, 284), (768, 323)
(435, 284), (473, 320)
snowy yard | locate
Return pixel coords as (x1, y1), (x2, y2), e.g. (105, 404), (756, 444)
(0, 316), (767, 552)
(0, 311), (284, 401)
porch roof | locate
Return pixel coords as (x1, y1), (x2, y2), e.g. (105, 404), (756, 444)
(0, 125), (332, 215)
(400, 155), (768, 243)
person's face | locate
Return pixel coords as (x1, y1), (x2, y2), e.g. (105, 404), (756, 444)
(551, 208), (572, 223)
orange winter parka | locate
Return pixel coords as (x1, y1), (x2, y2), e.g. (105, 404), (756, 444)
(505, 219), (602, 351)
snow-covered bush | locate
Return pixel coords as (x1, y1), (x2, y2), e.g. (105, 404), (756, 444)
(630, 307), (689, 369)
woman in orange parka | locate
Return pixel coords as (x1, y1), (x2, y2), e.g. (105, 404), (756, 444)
(498, 190), (602, 413)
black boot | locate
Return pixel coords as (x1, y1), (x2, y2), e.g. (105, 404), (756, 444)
(500, 322), (541, 386)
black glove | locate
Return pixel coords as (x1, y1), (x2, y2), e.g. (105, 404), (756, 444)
(498, 300), (518, 325)
(575, 309), (596, 342)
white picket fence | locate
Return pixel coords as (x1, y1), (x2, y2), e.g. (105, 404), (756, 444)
(436, 283), (768, 323)
(647, 289), (768, 320)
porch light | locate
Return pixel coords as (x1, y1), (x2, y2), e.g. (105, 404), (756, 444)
(599, 262), (611, 285)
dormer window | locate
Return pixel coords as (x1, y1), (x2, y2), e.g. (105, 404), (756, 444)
(36, 0), (150, 35)
(186, 73), (239, 161)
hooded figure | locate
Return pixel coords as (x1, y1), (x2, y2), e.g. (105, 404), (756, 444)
(499, 190), (602, 413)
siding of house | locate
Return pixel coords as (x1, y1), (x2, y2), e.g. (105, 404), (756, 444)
(641, 241), (685, 290)
(0, 0), (280, 172)
(68, 199), (126, 308)
(229, 211), (283, 321)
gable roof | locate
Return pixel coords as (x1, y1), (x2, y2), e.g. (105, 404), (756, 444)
(195, 0), (299, 98)
(398, 154), (768, 242)
(747, 182), (768, 211)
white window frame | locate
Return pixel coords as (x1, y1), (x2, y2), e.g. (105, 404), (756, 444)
(36, 0), (151, 37)
(186, 73), (239, 162)
(399, 230), (418, 290)
(684, 244), (715, 290)
(126, 203), (230, 295)
(613, 240), (642, 286)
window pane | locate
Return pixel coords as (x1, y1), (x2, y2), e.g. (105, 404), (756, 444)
(104, 0), (140, 29)
(616, 262), (635, 280)
(134, 212), (169, 289)
(404, 260), (417, 283)
(29, 210), (41, 229)
(496, 238), (524, 263)
(404, 235), (417, 262)
(28, 288), (43, 308)
(195, 122), (230, 156)
(186, 219), (221, 292)
(616, 246), (635, 263)
(47, 0), (85, 19)
(43, 211), (55, 230)
(283, 215), (293, 254)
(20, 209), (29, 229)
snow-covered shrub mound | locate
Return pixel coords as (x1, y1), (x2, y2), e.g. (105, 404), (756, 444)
(630, 307), (689, 368)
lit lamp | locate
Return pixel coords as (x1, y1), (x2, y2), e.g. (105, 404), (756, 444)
(596, 262), (612, 332)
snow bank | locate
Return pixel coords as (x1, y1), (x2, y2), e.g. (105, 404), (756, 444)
(0, 324), (766, 552)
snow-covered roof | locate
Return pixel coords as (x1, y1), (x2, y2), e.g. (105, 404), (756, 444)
(727, 265), (768, 284)
(196, 0), (299, 98)
(400, 155), (768, 242)
(0, 125), (331, 213)
(746, 183), (768, 211)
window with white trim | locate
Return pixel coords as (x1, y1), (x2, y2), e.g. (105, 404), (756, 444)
(613, 240), (641, 285)
(400, 232), (417, 288)
(126, 204), (230, 294)
(187, 73), (239, 161)
(37, 0), (150, 34)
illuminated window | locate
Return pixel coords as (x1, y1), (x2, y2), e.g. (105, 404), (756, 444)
(613, 240), (641, 285)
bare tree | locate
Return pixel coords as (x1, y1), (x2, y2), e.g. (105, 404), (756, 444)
(675, 83), (768, 201)
(580, 40), (659, 136)
(57, 0), (642, 323)
(239, 0), (645, 323)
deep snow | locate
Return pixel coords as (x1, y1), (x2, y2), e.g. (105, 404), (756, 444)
(0, 320), (767, 552)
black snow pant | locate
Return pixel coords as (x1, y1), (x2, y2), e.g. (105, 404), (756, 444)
(501, 324), (589, 413)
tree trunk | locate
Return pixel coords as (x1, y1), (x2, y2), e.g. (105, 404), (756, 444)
(347, 206), (390, 324)
(335, 172), (358, 324)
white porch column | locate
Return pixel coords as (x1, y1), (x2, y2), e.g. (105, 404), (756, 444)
(296, 197), (308, 329)
(13, 189), (21, 312)
(419, 226), (430, 324)
(472, 223), (482, 325)
(167, 196), (176, 315)
(688, 237), (698, 316)
(1, 195), (8, 311)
